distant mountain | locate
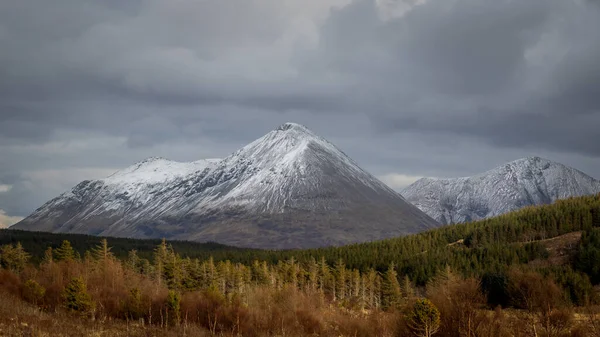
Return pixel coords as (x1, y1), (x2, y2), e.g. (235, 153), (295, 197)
(13, 123), (437, 249)
(401, 157), (600, 225)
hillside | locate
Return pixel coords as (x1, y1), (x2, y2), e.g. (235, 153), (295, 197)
(6, 193), (600, 284)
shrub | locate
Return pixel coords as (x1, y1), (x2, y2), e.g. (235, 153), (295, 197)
(22, 279), (45, 305)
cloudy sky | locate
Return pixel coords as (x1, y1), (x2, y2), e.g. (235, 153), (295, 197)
(1, 0), (599, 225)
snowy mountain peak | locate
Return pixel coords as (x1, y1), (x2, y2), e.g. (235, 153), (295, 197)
(227, 122), (344, 170)
(276, 122), (310, 132)
(402, 158), (600, 225)
(506, 156), (549, 167)
(13, 123), (438, 249)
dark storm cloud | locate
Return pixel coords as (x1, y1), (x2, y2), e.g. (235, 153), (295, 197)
(309, 0), (600, 157)
(1, 0), (600, 217)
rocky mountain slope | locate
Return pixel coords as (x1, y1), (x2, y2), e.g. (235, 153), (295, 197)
(401, 157), (600, 225)
(13, 123), (437, 248)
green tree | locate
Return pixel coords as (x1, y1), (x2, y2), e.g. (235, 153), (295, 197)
(382, 262), (402, 310)
(407, 298), (441, 337)
(55, 240), (76, 261)
(91, 238), (113, 261)
(334, 259), (347, 301)
(0, 242), (30, 272)
(22, 279), (45, 305)
(166, 290), (181, 326)
(63, 277), (94, 314)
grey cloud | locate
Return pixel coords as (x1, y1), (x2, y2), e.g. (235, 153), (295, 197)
(1, 0), (600, 217)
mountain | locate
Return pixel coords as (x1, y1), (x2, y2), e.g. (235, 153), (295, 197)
(13, 123), (437, 249)
(401, 156), (600, 225)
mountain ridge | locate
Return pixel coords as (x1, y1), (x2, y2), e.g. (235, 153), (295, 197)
(401, 156), (600, 225)
(13, 122), (438, 248)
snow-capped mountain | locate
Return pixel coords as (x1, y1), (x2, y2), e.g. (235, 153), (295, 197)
(13, 123), (437, 249)
(401, 157), (600, 225)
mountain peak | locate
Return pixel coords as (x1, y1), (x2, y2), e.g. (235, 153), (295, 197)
(13, 122), (438, 248)
(402, 158), (600, 225)
(276, 122), (310, 132)
(511, 156), (548, 165)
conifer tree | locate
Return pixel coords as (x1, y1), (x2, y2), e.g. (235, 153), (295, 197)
(54, 240), (76, 261)
(407, 298), (441, 337)
(334, 259), (347, 301)
(63, 277), (94, 314)
(0, 243), (29, 272)
(306, 257), (319, 292)
(166, 290), (181, 326)
(154, 239), (168, 286)
(91, 238), (113, 261)
(381, 262), (402, 310)
(126, 249), (140, 272)
(42, 247), (53, 265)
(402, 275), (415, 300)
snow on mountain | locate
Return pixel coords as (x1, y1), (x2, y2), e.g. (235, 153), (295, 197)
(104, 157), (219, 186)
(13, 123), (437, 249)
(401, 157), (600, 225)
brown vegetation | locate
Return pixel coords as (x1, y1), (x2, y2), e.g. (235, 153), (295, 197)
(1, 239), (600, 337)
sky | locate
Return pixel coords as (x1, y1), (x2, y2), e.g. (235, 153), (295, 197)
(1, 0), (600, 226)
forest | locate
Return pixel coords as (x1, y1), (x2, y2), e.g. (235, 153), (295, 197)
(0, 193), (600, 336)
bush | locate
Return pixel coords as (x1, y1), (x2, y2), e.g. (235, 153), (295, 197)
(122, 287), (145, 320)
(22, 279), (45, 305)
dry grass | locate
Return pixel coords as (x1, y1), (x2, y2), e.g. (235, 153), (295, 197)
(527, 231), (582, 267)
(0, 290), (211, 337)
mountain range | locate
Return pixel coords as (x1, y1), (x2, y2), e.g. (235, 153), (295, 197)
(12, 123), (437, 249)
(401, 156), (600, 225)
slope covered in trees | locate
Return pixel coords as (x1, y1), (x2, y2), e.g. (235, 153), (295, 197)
(1, 194), (600, 336)
(4, 193), (599, 281)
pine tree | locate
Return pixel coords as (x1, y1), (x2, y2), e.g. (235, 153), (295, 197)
(407, 298), (441, 337)
(381, 262), (402, 310)
(126, 250), (140, 272)
(402, 275), (415, 300)
(0, 243), (30, 272)
(154, 239), (168, 286)
(91, 239), (113, 262)
(334, 259), (347, 301)
(166, 290), (181, 326)
(318, 256), (332, 295)
(42, 247), (53, 265)
(306, 257), (319, 292)
(54, 240), (76, 261)
(63, 277), (94, 314)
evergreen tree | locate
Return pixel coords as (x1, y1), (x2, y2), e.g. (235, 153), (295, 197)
(407, 298), (441, 337)
(42, 247), (53, 265)
(0, 243), (29, 272)
(381, 262), (402, 310)
(334, 259), (347, 301)
(63, 277), (94, 314)
(91, 239), (113, 261)
(54, 240), (76, 261)
(125, 249), (140, 272)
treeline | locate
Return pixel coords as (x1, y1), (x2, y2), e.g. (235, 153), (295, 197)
(4, 194), (599, 284)
(1, 234), (600, 335)
(0, 229), (253, 264)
